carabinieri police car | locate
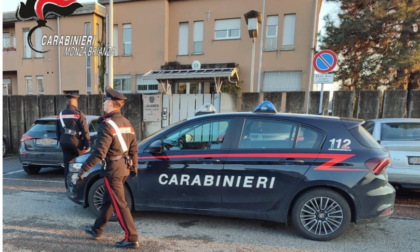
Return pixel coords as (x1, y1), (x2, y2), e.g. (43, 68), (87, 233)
(67, 101), (395, 241)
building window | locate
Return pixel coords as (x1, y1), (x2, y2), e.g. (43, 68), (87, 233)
(265, 15), (278, 51)
(263, 70), (302, 91)
(85, 22), (92, 93)
(3, 33), (15, 50)
(178, 22), (189, 55)
(114, 75), (131, 92)
(23, 29), (31, 58)
(3, 78), (12, 95)
(113, 24), (118, 56)
(214, 18), (240, 40)
(173, 82), (204, 94)
(282, 14), (296, 50)
(37, 76), (44, 94)
(25, 76), (33, 94)
(123, 24), (132, 55)
(3, 33), (11, 48)
(35, 27), (43, 58)
(193, 21), (203, 54)
(136, 75), (158, 93)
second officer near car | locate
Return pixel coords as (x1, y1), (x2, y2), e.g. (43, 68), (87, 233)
(78, 86), (139, 249)
(56, 93), (90, 189)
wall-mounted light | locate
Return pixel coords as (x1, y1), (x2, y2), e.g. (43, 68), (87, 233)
(244, 10), (262, 41)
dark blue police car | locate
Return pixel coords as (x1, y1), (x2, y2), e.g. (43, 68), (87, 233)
(67, 102), (395, 241)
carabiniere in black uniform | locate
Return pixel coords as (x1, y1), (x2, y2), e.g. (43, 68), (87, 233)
(56, 94), (90, 189)
(79, 86), (139, 249)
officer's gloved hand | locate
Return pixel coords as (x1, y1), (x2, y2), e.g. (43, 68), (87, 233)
(129, 169), (137, 178)
(82, 141), (90, 153)
(77, 169), (85, 180)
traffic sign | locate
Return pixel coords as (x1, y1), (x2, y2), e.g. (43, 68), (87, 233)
(314, 74), (334, 84)
(313, 50), (337, 73)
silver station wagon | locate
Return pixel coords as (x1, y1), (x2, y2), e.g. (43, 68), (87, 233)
(363, 118), (420, 189)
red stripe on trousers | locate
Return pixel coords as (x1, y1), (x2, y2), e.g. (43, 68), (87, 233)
(103, 177), (130, 241)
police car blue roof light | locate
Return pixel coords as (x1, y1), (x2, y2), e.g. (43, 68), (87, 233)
(195, 103), (217, 116)
(253, 101), (277, 113)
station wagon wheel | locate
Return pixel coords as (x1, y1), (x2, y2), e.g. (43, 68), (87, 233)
(291, 188), (351, 241)
(88, 179), (133, 222)
(23, 165), (41, 175)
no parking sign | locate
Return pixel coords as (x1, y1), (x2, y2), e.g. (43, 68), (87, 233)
(313, 50), (337, 73)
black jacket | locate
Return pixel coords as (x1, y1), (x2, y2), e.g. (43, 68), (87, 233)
(56, 105), (90, 149)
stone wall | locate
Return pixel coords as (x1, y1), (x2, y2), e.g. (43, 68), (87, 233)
(3, 90), (419, 154)
(3, 94), (143, 154)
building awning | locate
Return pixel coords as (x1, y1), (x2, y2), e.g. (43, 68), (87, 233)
(142, 67), (239, 81)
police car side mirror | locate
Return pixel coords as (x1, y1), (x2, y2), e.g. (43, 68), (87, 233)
(147, 140), (163, 154)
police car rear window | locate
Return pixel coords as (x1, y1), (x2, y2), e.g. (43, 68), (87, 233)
(239, 119), (295, 149)
(349, 125), (381, 149)
(238, 119), (324, 150)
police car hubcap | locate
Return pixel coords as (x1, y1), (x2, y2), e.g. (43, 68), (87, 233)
(93, 185), (117, 218)
(93, 185), (106, 210)
(300, 197), (343, 235)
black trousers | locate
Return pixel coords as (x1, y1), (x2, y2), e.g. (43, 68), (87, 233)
(93, 175), (138, 242)
(60, 137), (82, 188)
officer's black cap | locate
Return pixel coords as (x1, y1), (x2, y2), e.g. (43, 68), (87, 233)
(105, 86), (127, 100)
(65, 93), (80, 99)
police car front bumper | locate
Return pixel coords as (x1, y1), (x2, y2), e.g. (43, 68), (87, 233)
(66, 172), (85, 205)
(66, 161), (87, 206)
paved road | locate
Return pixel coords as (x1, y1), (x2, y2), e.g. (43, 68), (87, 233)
(3, 156), (420, 251)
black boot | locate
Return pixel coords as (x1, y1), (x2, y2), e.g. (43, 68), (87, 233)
(115, 239), (140, 249)
(83, 226), (101, 240)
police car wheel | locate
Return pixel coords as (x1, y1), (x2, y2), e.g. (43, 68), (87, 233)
(291, 188), (351, 241)
(23, 165), (41, 175)
(88, 179), (133, 222)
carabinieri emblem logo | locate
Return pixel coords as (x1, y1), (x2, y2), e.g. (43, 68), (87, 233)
(16, 0), (83, 53)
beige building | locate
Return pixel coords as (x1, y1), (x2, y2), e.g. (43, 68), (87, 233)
(3, 0), (322, 96)
(3, 3), (106, 96)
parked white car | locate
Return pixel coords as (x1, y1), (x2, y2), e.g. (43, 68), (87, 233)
(363, 118), (420, 189)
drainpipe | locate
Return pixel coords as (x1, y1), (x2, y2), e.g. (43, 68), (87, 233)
(306, 0), (318, 114)
(257, 0), (266, 93)
(108, 0), (114, 88)
(57, 17), (62, 94)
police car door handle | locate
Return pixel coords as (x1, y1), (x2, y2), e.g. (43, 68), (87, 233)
(200, 157), (221, 163)
(279, 158), (305, 165)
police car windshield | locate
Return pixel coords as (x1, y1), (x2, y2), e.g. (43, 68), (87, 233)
(138, 120), (185, 146)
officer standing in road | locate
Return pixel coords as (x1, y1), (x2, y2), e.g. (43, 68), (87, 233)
(56, 93), (90, 189)
(78, 86), (139, 249)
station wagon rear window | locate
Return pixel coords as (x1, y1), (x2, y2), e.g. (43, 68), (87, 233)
(381, 123), (420, 141)
(28, 120), (57, 133)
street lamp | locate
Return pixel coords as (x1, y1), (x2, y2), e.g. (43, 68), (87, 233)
(244, 10), (261, 93)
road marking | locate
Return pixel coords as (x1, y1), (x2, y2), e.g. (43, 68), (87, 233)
(3, 170), (25, 175)
(3, 177), (62, 183)
(3, 185), (66, 192)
